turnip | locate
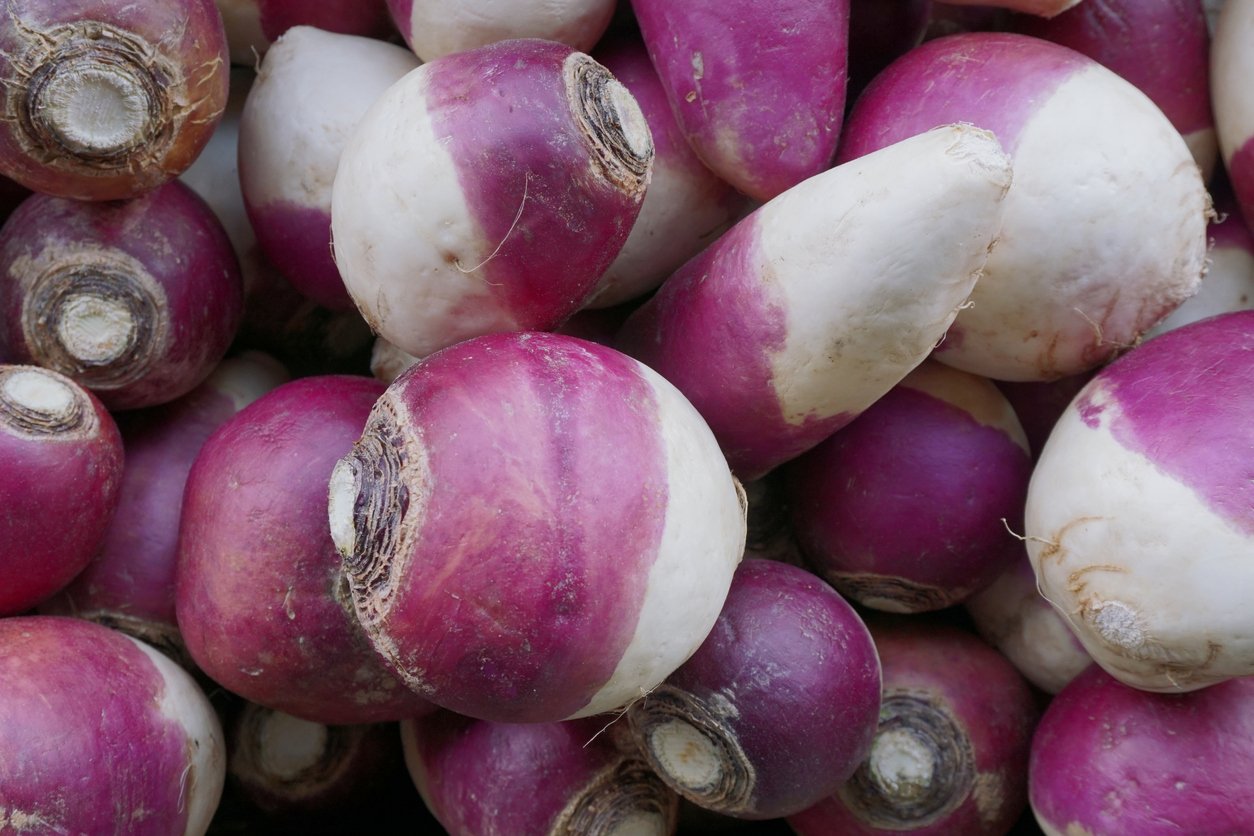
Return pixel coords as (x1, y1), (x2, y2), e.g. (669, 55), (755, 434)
(401, 711), (679, 836)
(995, 372), (1095, 460)
(1030, 664), (1254, 834)
(0, 0), (229, 201)
(331, 38), (654, 359)
(964, 550), (1092, 694)
(1214, 0), (1254, 226)
(586, 33), (748, 309)
(177, 375), (435, 724)
(627, 559), (882, 820)
(934, 0), (1082, 17)
(328, 331), (747, 723)
(0, 616), (225, 835)
(785, 360), (1032, 612)
(787, 617), (1039, 835)
(1012, 0), (1217, 179)
(0, 181), (245, 410)
(215, 0), (394, 66)
(386, 0), (616, 62)
(0, 365), (123, 616)
(631, 0), (850, 201)
(239, 27), (419, 310)
(39, 352), (288, 661)
(840, 32), (1210, 381)
(616, 124), (1012, 480)
(1024, 310), (1254, 692)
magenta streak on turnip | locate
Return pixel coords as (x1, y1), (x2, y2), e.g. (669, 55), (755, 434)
(0, 616), (225, 836)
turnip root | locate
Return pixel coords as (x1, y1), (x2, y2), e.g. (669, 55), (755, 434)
(631, 0), (850, 201)
(1214, 0), (1254, 226)
(177, 375), (435, 724)
(1030, 665), (1254, 835)
(328, 332), (747, 723)
(840, 32), (1210, 381)
(0, 0), (228, 201)
(39, 352), (288, 661)
(401, 711), (679, 836)
(627, 559), (882, 820)
(0, 181), (244, 410)
(0, 616), (225, 835)
(386, 0), (616, 62)
(1025, 310), (1254, 691)
(0, 365), (123, 616)
(331, 39), (653, 358)
(617, 124), (1012, 480)
(785, 361), (1032, 612)
(215, 0), (394, 66)
(788, 617), (1039, 835)
(1012, 0), (1217, 179)
(239, 27), (419, 310)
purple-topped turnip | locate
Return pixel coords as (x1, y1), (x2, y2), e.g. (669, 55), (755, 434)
(627, 559), (882, 820)
(617, 124), (1011, 480)
(328, 332), (747, 723)
(0, 616), (225, 835)
(1214, 0), (1254, 227)
(839, 32), (1209, 381)
(0, 180), (244, 410)
(1025, 310), (1254, 692)
(330, 38), (653, 359)
(0, 0), (229, 201)
(176, 375), (435, 724)
(785, 360), (1032, 612)
(631, 0), (850, 201)
(215, 0), (395, 65)
(239, 27), (419, 310)
(0, 364), (123, 616)
(402, 711), (679, 836)
(936, 0), (1081, 16)
(386, 0), (616, 62)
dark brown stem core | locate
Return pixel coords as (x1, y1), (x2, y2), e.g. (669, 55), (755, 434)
(552, 759), (678, 836)
(0, 366), (90, 436)
(567, 53), (653, 197)
(838, 692), (975, 829)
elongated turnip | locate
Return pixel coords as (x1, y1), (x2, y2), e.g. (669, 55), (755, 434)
(840, 32), (1210, 381)
(1214, 0), (1254, 226)
(785, 361), (1032, 612)
(0, 616), (225, 835)
(0, 0), (229, 201)
(402, 711), (679, 836)
(328, 332), (747, 723)
(0, 365), (123, 616)
(215, 0), (394, 65)
(1030, 665), (1254, 835)
(631, 0), (850, 201)
(617, 124), (1011, 480)
(386, 0), (616, 62)
(331, 38), (653, 359)
(0, 181), (244, 410)
(239, 27), (419, 310)
(1024, 310), (1254, 691)
(627, 559), (882, 820)
(177, 375), (434, 724)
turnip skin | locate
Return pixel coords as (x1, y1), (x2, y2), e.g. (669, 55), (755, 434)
(935, 0), (1082, 17)
(215, 0), (395, 66)
(1214, 0), (1254, 228)
(1030, 665), (1254, 835)
(330, 332), (747, 724)
(617, 124), (1012, 480)
(1025, 310), (1254, 692)
(0, 616), (226, 836)
(386, 0), (616, 62)
(840, 32), (1209, 382)
(331, 38), (653, 359)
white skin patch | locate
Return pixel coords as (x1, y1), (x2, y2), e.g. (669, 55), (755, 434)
(256, 712), (328, 780)
(404, 0), (616, 60)
(1, 369), (77, 418)
(1213, 0), (1254, 162)
(648, 719), (724, 792)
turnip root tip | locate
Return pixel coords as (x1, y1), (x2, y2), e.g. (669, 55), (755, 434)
(0, 367), (85, 433)
(568, 54), (654, 194)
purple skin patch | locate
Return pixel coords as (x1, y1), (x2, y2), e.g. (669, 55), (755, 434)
(1230, 138), (1254, 239)
(838, 32), (1088, 163)
(424, 40), (643, 330)
(375, 333), (668, 723)
(257, 0), (394, 42)
(176, 376), (433, 724)
(616, 214), (848, 481)
(0, 617), (196, 835)
(996, 372), (1094, 460)
(247, 198), (352, 310)
(1031, 665), (1254, 834)
(785, 386), (1032, 604)
(632, 0), (849, 200)
(652, 559), (882, 819)
(1071, 310), (1254, 535)
(1012, 0), (1213, 137)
